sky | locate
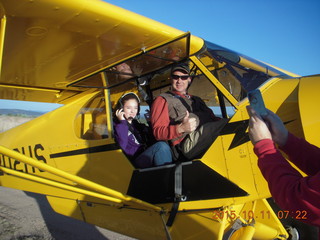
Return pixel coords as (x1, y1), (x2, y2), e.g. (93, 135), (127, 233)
(1, 0), (319, 111)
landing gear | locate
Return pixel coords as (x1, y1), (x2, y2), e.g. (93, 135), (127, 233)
(286, 226), (299, 240)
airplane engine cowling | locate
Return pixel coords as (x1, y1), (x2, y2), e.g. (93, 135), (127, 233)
(298, 75), (320, 147)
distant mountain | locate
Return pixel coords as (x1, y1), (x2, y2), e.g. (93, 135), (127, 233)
(0, 109), (45, 117)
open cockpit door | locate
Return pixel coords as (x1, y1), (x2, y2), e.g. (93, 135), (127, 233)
(67, 32), (192, 90)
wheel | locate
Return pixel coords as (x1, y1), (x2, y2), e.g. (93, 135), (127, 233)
(286, 226), (299, 240)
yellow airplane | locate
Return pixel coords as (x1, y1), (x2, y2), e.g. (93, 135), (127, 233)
(0, 0), (319, 239)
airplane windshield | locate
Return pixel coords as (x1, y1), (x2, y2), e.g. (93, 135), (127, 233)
(200, 41), (290, 101)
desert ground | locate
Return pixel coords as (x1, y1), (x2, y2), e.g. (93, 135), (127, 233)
(0, 187), (135, 240)
(0, 115), (34, 133)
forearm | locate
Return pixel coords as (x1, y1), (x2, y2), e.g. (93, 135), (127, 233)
(153, 124), (181, 140)
(280, 133), (320, 175)
(255, 139), (320, 226)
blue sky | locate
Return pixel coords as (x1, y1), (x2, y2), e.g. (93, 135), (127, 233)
(1, 0), (319, 111)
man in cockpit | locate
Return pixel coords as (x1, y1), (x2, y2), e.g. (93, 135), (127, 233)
(151, 63), (227, 161)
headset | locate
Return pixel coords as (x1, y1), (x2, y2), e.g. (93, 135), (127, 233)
(117, 92), (141, 116)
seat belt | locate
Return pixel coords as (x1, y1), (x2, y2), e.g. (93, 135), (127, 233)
(166, 163), (184, 226)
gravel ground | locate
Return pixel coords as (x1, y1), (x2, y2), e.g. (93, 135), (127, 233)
(0, 115), (33, 133)
(0, 187), (135, 240)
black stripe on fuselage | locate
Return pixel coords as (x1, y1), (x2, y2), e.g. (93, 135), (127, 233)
(50, 143), (120, 158)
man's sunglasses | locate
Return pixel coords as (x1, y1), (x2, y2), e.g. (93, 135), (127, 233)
(171, 74), (190, 80)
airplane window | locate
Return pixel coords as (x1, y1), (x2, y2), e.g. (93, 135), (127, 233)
(198, 51), (247, 102)
(74, 92), (109, 140)
(199, 41), (276, 101)
(188, 66), (236, 118)
(149, 63), (235, 118)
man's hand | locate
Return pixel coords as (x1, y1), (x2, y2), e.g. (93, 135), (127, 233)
(264, 109), (288, 147)
(177, 111), (197, 134)
(247, 106), (272, 145)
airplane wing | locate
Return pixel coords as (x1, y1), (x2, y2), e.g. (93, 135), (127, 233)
(0, 0), (203, 103)
(0, 0), (299, 106)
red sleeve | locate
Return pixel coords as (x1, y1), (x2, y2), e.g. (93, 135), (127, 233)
(254, 139), (320, 226)
(280, 133), (320, 176)
(150, 96), (182, 142)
